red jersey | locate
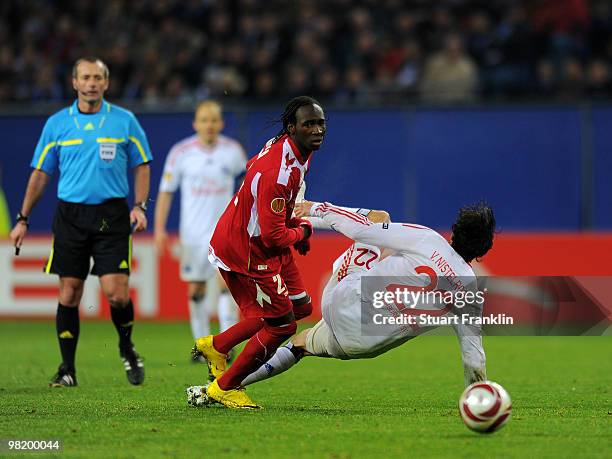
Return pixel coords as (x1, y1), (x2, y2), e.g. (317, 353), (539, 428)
(209, 134), (311, 278)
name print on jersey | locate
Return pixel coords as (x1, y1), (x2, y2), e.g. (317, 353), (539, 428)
(430, 250), (466, 292)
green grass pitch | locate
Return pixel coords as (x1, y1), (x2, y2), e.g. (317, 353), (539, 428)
(0, 321), (610, 458)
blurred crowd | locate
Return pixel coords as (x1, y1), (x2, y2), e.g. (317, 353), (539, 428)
(1, 0), (612, 107)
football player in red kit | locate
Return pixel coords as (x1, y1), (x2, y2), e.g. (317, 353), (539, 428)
(193, 96), (326, 409)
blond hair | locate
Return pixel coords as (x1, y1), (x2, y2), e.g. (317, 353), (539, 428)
(195, 100), (222, 116)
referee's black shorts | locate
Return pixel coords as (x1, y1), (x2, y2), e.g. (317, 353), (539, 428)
(45, 198), (132, 279)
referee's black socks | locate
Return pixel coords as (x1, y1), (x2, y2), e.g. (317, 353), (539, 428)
(111, 299), (134, 350)
(56, 304), (80, 373)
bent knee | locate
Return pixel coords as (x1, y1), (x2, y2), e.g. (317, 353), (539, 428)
(108, 295), (130, 308)
(59, 279), (84, 306)
(264, 311), (297, 337)
(188, 282), (206, 301)
(190, 293), (205, 303)
(292, 294), (312, 320)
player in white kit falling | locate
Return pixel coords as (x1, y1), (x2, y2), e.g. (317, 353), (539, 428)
(227, 198), (496, 393)
(154, 100), (246, 347)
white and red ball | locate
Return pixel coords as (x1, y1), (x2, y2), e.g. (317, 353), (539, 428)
(459, 381), (512, 433)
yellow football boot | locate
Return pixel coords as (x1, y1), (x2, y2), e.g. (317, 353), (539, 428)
(206, 379), (262, 410)
(192, 335), (227, 381)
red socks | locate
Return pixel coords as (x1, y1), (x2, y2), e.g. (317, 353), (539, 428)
(218, 322), (297, 390)
(212, 317), (263, 355)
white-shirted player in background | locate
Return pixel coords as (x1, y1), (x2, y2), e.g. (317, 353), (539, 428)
(188, 199), (495, 403)
(154, 100), (247, 352)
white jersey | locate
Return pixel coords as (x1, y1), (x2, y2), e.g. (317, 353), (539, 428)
(310, 202), (486, 383)
(159, 134), (247, 245)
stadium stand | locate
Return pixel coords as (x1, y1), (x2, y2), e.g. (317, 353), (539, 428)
(1, 0), (611, 106)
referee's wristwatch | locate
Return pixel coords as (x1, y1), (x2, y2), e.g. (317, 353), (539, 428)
(134, 201), (148, 213)
(16, 212), (30, 228)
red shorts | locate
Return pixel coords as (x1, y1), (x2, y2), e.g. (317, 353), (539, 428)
(219, 256), (307, 319)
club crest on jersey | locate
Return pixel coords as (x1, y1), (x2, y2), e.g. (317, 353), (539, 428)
(271, 197), (286, 213)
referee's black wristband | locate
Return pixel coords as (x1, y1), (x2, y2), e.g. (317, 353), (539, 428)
(16, 212), (30, 228)
(134, 201), (148, 212)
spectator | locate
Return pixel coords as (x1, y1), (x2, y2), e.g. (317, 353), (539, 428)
(315, 66), (341, 102)
(395, 39), (422, 95)
(284, 62), (312, 97)
(31, 64), (63, 101)
(252, 71), (278, 101)
(586, 59), (612, 98)
(535, 58), (559, 97)
(3, 0), (612, 105)
(336, 64), (370, 105)
(558, 57), (585, 99)
(420, 33), (479, 103)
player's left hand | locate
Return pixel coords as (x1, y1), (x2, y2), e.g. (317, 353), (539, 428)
(130, 207), (148, 232)
(294, 201), (314, 218)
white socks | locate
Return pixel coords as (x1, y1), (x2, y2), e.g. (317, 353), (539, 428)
(240, 342), (302, 387)
(188, 294), (209, 340)
(189, 289), (238, 339)
(217, 292), (238, 333)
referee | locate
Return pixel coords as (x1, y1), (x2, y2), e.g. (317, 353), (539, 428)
(10, 57), (153, 387)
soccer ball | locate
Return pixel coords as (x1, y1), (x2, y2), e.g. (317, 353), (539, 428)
(186, 385), (212, 407)
(459, 381), (512, 433)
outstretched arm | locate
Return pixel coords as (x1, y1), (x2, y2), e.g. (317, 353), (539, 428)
(300, 201), (428, 253)
(455, 331), (487, 387)
(295, 200), (390, 228)
(452, 299), (487, 387)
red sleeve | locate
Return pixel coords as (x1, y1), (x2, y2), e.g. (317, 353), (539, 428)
(257, 172), (305, 249)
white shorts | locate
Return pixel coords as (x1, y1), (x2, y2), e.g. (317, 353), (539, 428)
(304, 319), (350, 360)
(180, 245), (217, 282)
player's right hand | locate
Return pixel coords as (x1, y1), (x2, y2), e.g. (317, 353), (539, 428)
(287, 217), (313, 242)
(299, 219), (313, 240)
(287, 217), (313, 238)
(10, 222), (28, 252)
(154, 230), (169, 254)
(293, 239), (311, 256)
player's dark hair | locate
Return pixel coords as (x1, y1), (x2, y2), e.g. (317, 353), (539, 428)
(272, 96), (322, 143)
(72, 57), (109, 79)
(451, 202), (496, 263)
